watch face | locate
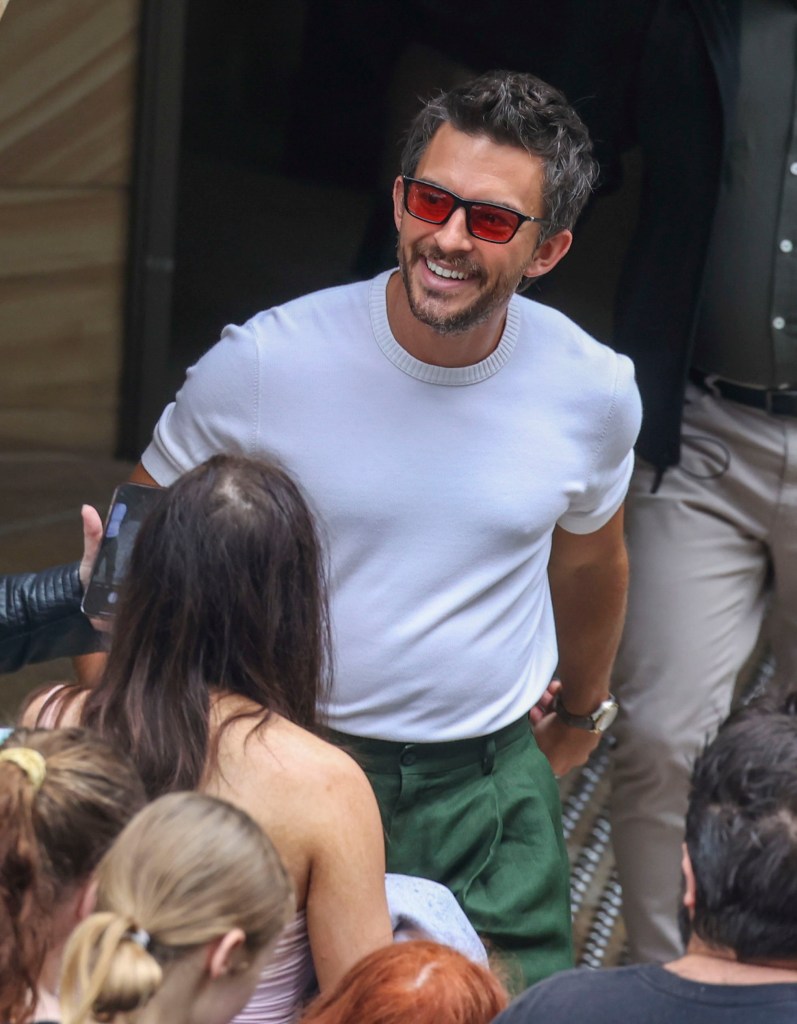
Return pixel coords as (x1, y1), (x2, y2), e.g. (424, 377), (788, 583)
(595, 700), (619, 732)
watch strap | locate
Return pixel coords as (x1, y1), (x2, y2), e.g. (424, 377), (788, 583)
(553, 692), (618, 733)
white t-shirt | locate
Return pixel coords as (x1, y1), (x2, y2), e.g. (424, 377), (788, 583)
(143, 271), (641, 741)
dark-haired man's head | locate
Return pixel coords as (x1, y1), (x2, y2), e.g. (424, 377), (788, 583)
(680, 693), (797, 963)
(400, 70), (598, 246)
(392, 71), (596, 341)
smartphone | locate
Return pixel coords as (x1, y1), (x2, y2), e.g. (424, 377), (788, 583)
(81, 482), (164, 619)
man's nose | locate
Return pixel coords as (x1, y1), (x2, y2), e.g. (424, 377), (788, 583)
(432, 207), (474, 253)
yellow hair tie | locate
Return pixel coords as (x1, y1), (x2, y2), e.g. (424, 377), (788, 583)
(0, 747), (47, 791)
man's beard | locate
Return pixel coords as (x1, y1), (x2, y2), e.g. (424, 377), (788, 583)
(397, 241), (525, 337)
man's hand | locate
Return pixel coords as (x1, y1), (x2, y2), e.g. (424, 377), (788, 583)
(529, 678), (561, 726)
(532, 708), (601, 777)
(530, 679), (601, 776)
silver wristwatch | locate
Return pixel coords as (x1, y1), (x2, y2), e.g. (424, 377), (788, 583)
(553, 693), (619, 734)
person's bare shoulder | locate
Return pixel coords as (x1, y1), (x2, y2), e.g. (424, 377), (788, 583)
(274, 724), (384, 856)
(222, 711), (374, 804)
(209, 710), (385, 907)
(19, 683), (85, 728)
(212, 713), (380, 858)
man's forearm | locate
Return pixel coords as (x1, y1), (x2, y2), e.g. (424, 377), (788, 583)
(534, 513), (629, 776)
(548, 547), (628, 714)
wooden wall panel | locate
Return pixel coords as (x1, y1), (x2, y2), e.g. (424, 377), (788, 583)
(0, 189), (125, 450)
(0, 0), (139, 453)
(0, 0), (137, 186)
(0, 187), (126, 276)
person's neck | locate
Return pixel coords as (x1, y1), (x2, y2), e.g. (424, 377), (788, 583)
(134, 955), (202, 1024)
(664, 937), (797, 985)
(385, 271), (506, 368)
(32, 970), (60, 1023)
(34, 890), (83, 1022)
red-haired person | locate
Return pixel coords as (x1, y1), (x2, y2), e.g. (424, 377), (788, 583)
(300, 940), (508, 1024)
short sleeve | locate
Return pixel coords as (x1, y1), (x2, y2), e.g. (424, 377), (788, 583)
(140, 322), (262, 485)
(557, 352), (641, 534)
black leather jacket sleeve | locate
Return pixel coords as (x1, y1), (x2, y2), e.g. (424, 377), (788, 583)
(0, 562), (105, 674)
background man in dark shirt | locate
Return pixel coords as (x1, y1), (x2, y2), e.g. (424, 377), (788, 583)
(494, 694), (797, 1023)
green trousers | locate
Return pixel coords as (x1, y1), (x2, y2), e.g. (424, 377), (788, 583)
(329, 717), (573, 991)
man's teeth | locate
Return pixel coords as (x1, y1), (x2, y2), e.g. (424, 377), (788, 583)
(426, 259), (468, 280)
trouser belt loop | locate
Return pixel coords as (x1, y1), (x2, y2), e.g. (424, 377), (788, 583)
(482, 737), (496, 775)
(701, 371), (721, 399)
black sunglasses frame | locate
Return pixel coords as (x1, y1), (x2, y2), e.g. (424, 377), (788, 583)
(402, 176), (548, 244)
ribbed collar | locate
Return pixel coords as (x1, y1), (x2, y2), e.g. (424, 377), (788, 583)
(369, 270), (520, 386)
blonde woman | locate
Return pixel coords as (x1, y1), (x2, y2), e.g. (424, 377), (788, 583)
(26, 455), (393, 1021)
(60, 791), (294, 1024)
(0, 727), (146, 1024)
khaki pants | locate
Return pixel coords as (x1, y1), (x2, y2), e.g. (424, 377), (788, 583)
(329, 717), (573, 991)
(611, 383), (797, 961)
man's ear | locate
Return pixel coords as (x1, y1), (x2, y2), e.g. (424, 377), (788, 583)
(681, 843), (697, 913)
(206, 928), (247, 979)
(522, 229), (573, 281)
(392, 176), (405, 231)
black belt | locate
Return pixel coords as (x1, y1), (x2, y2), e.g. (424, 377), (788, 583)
(689, 368), (797, 417)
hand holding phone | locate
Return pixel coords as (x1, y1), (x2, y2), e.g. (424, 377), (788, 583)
(81, 482), (163, 619)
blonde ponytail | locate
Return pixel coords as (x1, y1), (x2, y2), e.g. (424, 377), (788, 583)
(61, 913), (162, 1024)
(60, 792), (294, 1023)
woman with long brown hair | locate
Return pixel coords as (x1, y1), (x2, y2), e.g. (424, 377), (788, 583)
(24, 454), (392, 1022)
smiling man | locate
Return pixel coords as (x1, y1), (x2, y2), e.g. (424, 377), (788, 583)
(131, 71), (641, 987)
(392, 123), (562, 346)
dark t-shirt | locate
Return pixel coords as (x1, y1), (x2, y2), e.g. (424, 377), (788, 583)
(493, 964), (797, 1024)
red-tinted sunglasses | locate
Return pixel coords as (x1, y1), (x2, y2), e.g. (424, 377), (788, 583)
(402, 176), (547, 244)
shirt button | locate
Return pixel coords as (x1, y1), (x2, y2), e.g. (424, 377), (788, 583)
(780, 239), (794, 253)
(773, 316), (786, 330)
(791, 161), (797, 175)
(399, 746), (416, 767)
